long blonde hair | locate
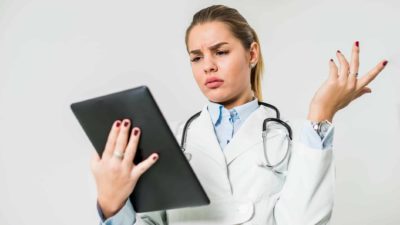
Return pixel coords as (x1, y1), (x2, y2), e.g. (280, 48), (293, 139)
(185, 5), (265, 101)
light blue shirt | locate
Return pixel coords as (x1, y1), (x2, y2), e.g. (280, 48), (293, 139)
(207, 98), (260, 149)
(97, 99), (335, 224)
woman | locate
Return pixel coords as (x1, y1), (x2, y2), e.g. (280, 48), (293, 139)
(91, 5), (388, 225)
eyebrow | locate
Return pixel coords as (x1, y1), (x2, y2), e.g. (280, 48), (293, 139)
(189, 42), (229, 55)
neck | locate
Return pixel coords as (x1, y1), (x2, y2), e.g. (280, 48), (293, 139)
(216, 90), (254, 110)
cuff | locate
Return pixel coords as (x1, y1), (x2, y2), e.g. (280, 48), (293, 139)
(97, 199), (136, 225)
(299, 120), (335, 150)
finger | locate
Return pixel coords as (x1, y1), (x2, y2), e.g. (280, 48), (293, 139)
(103, 120), (122, 159)
(356, 60), (388, 90)
(329, 59), (338, 80)
(336, 50), (350, 79)
(364, 86), (372, 93)
(113, 119), (131, 161)
(349, 41), (360, 85)
(353, 87), (372, 100)
(123, 127), (141, 167)
(350, 41), (360, 74)
(131, 153), (159, 178)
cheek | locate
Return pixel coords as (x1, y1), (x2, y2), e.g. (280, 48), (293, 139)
(192, 67), (205, 89)
(222, 56), (250, 86)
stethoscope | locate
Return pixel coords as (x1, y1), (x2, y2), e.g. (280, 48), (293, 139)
(180, 101), (293, 175)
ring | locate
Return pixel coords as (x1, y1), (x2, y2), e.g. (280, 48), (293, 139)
(113, 151), (124, 159)
(349, 72), (358, 77)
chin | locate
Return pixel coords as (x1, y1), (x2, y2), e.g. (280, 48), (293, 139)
(205, 91), (231, 104)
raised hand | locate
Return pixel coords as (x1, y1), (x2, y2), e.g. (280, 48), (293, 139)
(307, 41), (388, 122)
(91, 119), (159, 219)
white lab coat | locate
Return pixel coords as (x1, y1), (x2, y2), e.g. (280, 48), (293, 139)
(134, 105), (335, 225)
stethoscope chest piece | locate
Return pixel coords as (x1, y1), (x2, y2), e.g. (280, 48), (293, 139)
(184, 151), (192, 161)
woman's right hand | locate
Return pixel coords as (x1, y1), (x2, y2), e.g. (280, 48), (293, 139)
(91, 118), (159, 219)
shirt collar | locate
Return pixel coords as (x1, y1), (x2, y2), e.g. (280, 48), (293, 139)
(207, 97), (259, 126)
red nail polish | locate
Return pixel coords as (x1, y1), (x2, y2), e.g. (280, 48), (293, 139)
(337, 50), (341, 53)
(383, 60), (388, 66)
(124, 121), (129, 127)
(152, 154), (158, 160)
(330, 59), (333, 62)
(134, 129), (139, 136)
(355, 41), (359, 47)
(116, 121), (121, 127)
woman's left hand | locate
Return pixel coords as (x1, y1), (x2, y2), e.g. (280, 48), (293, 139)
(307, 41), (388, 122)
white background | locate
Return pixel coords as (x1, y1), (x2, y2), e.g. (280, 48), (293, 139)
(0, 0), (399, 224)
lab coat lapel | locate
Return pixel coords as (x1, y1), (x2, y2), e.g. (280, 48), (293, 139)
(188, 105), (227, 169)
(224, 106), (275, 165)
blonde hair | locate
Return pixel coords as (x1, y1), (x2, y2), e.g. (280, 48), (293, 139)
(185, 5), (265, 101)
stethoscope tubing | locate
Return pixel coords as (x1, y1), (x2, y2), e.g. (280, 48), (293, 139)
(180, 101), (293, 174)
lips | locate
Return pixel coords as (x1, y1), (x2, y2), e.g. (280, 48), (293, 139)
(205, 77), (224, 88)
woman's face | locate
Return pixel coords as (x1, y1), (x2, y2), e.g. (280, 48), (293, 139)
(187, 21), (259, 108)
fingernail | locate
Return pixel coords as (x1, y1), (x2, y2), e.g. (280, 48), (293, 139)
(152, 154), (158, 160)
(337, 50), (341, 53)
(116, 121), (121, 127)
(133, 129), (139, 136)
(383, 60), (388, 66)
(330, 58), (333, 62)
(355, 41), (359, 47)
(124, 121), (129, 127)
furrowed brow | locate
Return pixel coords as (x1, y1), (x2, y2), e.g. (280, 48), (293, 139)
(189, 42), (229, 55)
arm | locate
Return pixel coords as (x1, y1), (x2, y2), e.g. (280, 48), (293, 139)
(274, 41), (387, 224)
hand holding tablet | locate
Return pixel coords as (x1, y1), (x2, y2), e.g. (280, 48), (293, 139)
(91, 118), (159, 219)
(70, 86), (209, 214)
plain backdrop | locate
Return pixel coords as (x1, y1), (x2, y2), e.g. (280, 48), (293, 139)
(0, 0), (399, 224)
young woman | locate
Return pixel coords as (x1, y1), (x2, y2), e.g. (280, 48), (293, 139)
(91, 5), (388, 225)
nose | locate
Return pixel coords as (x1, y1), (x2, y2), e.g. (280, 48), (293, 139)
(203, 56), (218, 74)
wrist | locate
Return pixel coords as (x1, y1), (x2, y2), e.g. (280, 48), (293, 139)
(307, 105), (335, 122)
(98, 197), (125, 219)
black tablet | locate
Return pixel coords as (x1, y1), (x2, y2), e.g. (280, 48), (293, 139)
(70, 85), (210, 212)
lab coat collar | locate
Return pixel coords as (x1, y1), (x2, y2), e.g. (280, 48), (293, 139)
(188, 105), (226, 169)
(189, 104), (276, 167)
(223, 105), (274, 165)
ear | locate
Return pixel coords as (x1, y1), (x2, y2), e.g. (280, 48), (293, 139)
(249, 42), (259, 65)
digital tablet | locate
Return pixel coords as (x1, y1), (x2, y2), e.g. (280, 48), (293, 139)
(70, 85), (210, 212)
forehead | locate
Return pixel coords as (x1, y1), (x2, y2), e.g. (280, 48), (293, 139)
(187, 21), (238, 51)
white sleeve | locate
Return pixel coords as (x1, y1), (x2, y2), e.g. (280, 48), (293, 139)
(272, 121), (336, 225)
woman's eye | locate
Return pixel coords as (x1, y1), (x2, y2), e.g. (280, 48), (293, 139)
(216, 50), (228, 55)
(191, 57), (201, 62)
